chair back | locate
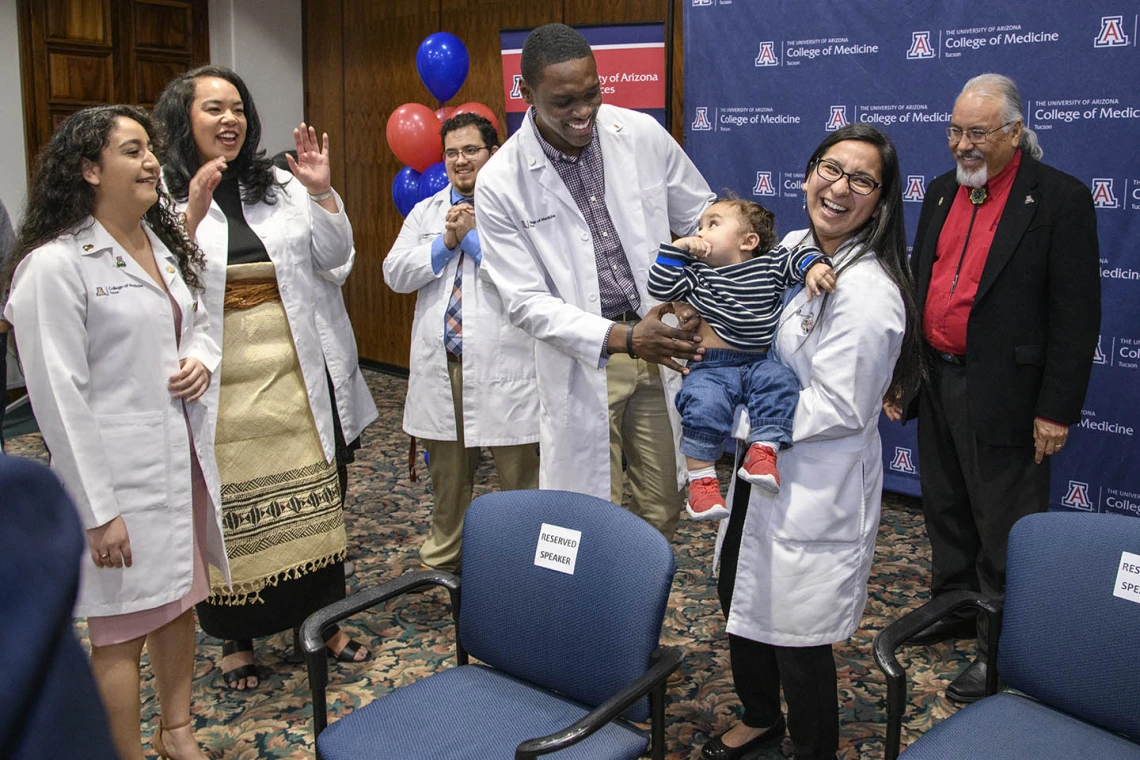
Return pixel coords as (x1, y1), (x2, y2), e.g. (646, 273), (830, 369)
(458, 490), (675, 722)
(998, 511), (1140, 739)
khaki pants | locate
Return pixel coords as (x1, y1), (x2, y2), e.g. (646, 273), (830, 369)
(421, 359), (539, 572)
(606, 353), (684, 540)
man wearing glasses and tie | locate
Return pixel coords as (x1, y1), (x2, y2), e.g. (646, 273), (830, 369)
(384, 113), (539, 573)
(894, 73), (1100, 703)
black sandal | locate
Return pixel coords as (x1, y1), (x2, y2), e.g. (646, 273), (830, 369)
(221, 639), (261, 690)
(328, 637), (371, 663)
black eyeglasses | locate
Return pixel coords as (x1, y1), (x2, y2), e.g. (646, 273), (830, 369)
(444, 146), (490, 161)
(945, 120), (1017, 144)
(812, 158), (882, 195)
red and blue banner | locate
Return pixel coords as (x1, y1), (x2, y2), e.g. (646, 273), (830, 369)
(685, 1), (1140, 517)
(499, 23), (668, 138)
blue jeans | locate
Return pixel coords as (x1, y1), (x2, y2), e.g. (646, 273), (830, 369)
(675, 348), (799, 462)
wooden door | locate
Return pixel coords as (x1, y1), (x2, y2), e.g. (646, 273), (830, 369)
(17, 0), (210, 173)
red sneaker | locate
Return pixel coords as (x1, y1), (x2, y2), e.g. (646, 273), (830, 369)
(738, 443), (780, 494)
(685, 477), (729, 521)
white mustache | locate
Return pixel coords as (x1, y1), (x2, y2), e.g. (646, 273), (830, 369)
(957, 150), (984, 161)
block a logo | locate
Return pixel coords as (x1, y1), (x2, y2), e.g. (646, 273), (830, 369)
(692, 0), (713, 6)
(1094, 16), (1130, 47)
(755, 42), (779, 67)
(907, 31), (935, 59)
(509, 75), (523, 99)
(904, 175), (927, 202)
(691, 107), (713, 131)
(752, 171), (776, 196)
(1094, 335), (1107, 365)
(1091, 178), (1119, 208)
(889, 446), (917, 474)
(1062, 480), (1095, 511)
(826, 105), (848, 131)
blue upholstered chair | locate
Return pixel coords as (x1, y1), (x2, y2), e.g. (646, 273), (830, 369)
(874, 512), (1140, 759)
(300, 489), (681, 759)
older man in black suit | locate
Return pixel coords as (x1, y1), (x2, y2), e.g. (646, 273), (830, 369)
(898, 73), (1100, 703)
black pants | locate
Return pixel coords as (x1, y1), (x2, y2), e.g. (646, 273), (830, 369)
(917, 358), (1049, 655)
(717, 476), (839, 760)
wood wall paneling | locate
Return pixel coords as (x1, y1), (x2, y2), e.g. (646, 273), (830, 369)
(304, 0), (688, 367)
(19, 0), (210, 171)
(45, 0), (111, 42)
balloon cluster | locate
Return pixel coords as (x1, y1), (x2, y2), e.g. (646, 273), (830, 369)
(387, 33), (499, 216)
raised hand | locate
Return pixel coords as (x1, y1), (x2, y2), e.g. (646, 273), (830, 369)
(286, 122), (332, 195)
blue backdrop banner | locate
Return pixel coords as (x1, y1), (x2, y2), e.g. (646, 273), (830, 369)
(684, 1), (1140, 517)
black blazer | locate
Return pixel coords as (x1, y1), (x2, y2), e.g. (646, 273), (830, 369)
(909, 154), (1101, 447)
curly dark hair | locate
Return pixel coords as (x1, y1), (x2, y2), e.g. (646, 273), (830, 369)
(710, 195), (777, 255)
(7, 104), (205, 292)
(152, 65), (282, 205)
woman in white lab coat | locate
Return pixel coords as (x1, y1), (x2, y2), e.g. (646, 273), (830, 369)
(4, 105), (227, 760)
(701, 124), (923, 760)
(153, 66), (369, 693)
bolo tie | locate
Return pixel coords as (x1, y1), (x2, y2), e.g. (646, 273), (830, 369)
(949, 185), (988, 295)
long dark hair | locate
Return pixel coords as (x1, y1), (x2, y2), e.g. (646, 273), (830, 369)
(804, 123), (922, 400)
(152, 65), (281, 205)
(7, 105), (205, 291)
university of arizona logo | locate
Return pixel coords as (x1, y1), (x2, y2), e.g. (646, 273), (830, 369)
(1062, 480), (1094, 511)
(752, 172), (776, 196)
(509, 75), (522, 99)
(1094, 16), (1130, 47)
(692, 0), (712, 6)
(889, 447), (917, 474)
(1091, 178), (1118, 208)
(691, 107), (713, 131)
(1094, 336), (1108, 365)
(755, 42), (779, 67)
(826, 105), (848, 132)
(904, 175), (927, 202)
(907, 31), (935, 59)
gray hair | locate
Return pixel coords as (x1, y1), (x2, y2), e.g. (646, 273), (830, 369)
(960, 73), (1043, 159)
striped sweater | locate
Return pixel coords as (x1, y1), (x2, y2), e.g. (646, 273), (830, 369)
(647, 242), (828, 350)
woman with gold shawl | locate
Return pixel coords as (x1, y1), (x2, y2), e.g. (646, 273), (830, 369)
(154, 67), (369, 691)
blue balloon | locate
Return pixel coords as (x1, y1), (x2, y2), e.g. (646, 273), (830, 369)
(392, 166), (422, 216)
(418, 161), (449, 200)
(416, 33), (469, 103)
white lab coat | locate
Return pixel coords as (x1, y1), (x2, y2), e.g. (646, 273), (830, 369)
(475, 104), (714, 498)
(4, 219), (230, 617)
(383, 185), (538, 446)
(723, 230), (905, 646)
(315, 249), (378, 444)
(186, 167), (355, 462)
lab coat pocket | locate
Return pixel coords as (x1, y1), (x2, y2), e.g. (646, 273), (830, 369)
(762, 445), (865, 544)
(95, 411), (170, 515)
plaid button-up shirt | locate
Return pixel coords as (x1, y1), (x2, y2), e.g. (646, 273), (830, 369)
(528, 108), (640, 319)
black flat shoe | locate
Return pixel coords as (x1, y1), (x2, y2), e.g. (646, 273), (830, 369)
(946, 657), (1003, 704)
(221, 639), (261, 691)
(701, 715), (786, 760)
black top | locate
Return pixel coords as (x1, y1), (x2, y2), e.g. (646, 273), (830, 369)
(214, 174), (270, 265)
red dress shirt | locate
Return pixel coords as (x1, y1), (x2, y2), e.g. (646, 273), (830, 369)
(923, 150), (1022, 355)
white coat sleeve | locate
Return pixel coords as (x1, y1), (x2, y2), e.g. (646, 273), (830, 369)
(180, 289), (222, 373)
(659, 127), (715, 237)
(305, 185), (354, 274)
(382, 200), (444, 294)
(3, 252), (121, 529)
(475, 183), (613, 366)
(793, 265), (905, 443)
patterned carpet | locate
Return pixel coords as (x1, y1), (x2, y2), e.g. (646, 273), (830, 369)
(6, 369), (977, 759)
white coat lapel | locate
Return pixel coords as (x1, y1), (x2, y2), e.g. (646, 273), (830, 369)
(518, 120), (585, 223)
(82, 219), (165, 294)
(598, 116), (648, 295)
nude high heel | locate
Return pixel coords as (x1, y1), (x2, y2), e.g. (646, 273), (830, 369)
(152, 718), (192, 759)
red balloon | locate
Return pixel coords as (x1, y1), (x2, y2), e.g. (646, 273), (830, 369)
(386, 103), (443, 172)
(452, 102), (500, 133)
(435, 107), (457, 125)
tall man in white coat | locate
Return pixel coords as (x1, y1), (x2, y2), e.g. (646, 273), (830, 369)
(384, 113), (540, 573)
(475, 23), (715, 539)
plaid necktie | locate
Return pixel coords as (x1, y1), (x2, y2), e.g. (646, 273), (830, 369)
(443, 251), (464, 356)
